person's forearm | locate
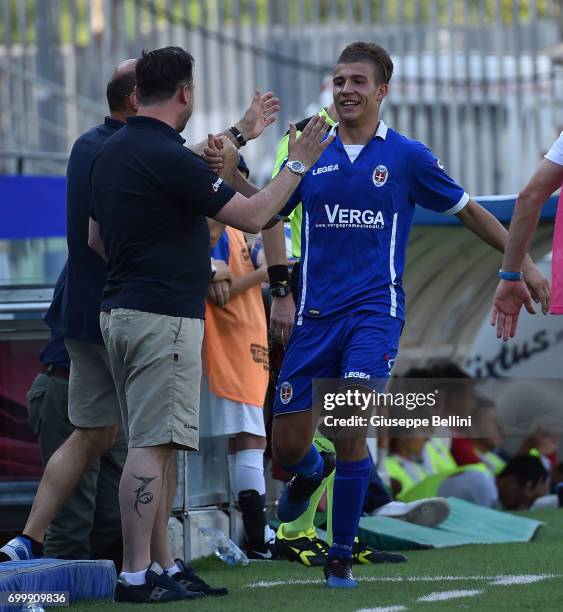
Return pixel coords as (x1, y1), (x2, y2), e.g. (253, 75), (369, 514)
(457, 200), (509, 254)
(214, 168), (301, 233)
(261, 221), (288, 266)
(229, 268), (267, 298)
(501, 196), (544, 271)
(230, 170), (260, 197)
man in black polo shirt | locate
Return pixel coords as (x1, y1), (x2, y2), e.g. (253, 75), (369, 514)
(89, 46), (331, 602)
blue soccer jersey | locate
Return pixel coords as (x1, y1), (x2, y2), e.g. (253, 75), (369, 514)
(280, 121), (468, 324)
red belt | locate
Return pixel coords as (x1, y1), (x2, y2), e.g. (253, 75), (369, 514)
(41, 364), (70, 380)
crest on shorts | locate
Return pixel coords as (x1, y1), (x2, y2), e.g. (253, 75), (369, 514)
(372, 165), (388, 187)
(280, 381), (293, 404)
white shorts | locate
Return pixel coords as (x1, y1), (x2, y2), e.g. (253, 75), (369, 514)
(199, 374), (266, 438)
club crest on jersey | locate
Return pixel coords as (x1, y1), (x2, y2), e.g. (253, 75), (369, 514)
(372, 165), (388, 187)
(280, 381), (293, 404)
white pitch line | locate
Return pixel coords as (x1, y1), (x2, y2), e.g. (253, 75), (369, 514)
(417, 589), (483, 602)
(245, 574), (559, 589)
(490, 574), (555, 586)
(356, 607), (407, 612)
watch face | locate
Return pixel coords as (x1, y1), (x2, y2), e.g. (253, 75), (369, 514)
(288, 160), (305, 174)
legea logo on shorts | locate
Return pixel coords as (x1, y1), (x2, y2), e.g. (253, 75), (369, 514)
(318, 204), (385, 229)
(279, 381), (293, 404)
(344, 371), (371, 380)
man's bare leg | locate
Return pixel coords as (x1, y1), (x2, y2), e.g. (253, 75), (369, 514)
(24, 426), (118, 543)
(149, 450), (176, 570)
(120, 444), (173, 572)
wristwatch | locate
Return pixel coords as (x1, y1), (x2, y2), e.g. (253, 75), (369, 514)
(286, 160), (306, 175)
(270, 283), (291, 298)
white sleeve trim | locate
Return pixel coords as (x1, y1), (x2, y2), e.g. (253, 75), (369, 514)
(544, 131), (563, 167)
(443, 191), (469, 215)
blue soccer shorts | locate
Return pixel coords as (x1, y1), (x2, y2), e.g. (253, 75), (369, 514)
(273, 311), (403, 416)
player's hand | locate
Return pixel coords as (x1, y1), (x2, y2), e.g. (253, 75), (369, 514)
(287, 114), (334, 171)
(204, 134), (240, 180)
(491, 279), (536, 341)
(522, 260), (551, 314)
(270, 293), (295, 345)
(208, 279), (230, 307)
(213, 260), (232, 283)
(236, 90), (280, 141)
(203, 133), (224, 173)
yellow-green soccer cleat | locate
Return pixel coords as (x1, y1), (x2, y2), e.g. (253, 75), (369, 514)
(274, 527), (329, 567)
(352, 537), (408, 565)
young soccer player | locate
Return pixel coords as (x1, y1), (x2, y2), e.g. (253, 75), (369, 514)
(270, 42), (549, 588)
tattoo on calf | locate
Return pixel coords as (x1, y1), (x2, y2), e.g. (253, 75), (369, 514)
(131, 474), (157, 517)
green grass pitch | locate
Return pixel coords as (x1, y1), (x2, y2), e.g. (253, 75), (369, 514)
(64, 508), (563, 611)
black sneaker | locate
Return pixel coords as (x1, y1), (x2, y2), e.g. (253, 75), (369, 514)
(324, 556), (357, 588)
(352, 537), (408, 565)
(277, 452), (336, 522)
(171, 558), (228, 596)
(114, 562), (204, 603)
(274, 527), (329, 567)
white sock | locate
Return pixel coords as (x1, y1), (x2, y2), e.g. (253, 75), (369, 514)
(120, 568), (147, 585)
(165, 563), (181, 577)
(234, 448), (266, 496)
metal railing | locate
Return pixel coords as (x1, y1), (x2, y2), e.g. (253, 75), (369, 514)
(1, 0), (562, 192)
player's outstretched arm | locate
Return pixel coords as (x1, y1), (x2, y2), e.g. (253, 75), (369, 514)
(490, 158), (563, 340)
(456, 198), (549, 310)
(214, 116), (333, 233)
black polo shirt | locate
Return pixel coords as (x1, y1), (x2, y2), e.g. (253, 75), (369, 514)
(45, 117), (124, 345)
(90, 116), (236, 318)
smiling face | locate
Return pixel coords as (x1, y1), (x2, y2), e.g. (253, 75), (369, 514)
(333, 61), (388, 126)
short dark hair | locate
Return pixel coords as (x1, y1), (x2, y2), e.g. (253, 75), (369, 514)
(498, 455), (549, 487)
(136, 46), (195, 105)
(106, 70), (136, 112)
(337, 42), (394, 84)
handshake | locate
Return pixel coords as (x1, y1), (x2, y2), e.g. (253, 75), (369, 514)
(200, 89), (333, 181)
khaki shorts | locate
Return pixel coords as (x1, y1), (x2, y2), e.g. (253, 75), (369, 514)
(100, 309), (203, 450)
(65, 338), (122, 428)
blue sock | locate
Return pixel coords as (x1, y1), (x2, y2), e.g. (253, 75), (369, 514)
(281, 444), (324, 479)
(329, 456), (372, 559)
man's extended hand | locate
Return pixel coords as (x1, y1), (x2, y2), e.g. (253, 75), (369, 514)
(237, 90), (280, 141)
(522, 260), (551, 314)
(491, 280), (536, 341)
(203, 134), (239, 178)
(270, 294), (295, 345)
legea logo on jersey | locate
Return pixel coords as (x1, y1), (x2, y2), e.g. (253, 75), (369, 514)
(321, 204), (385, 229)
(372, 164), (388, 187)
(312, 163), (339, 176)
